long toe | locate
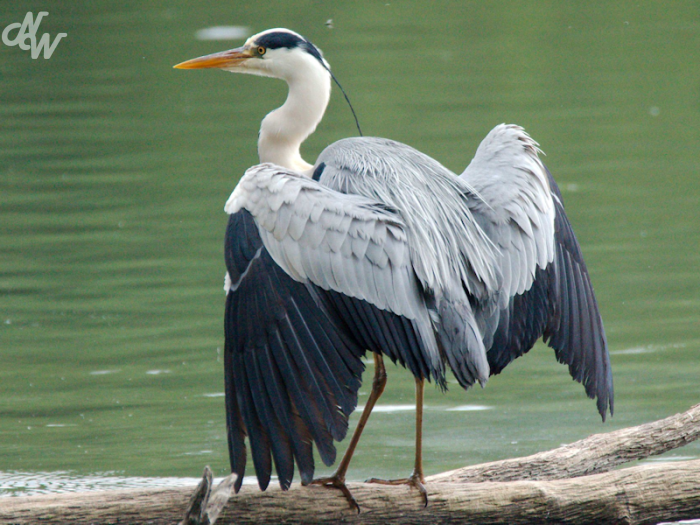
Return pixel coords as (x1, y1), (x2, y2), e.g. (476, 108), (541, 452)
(309, 475), (360, 513)
(365, 472), (428, 507)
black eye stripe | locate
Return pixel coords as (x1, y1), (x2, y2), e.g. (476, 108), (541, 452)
(256, 32), (303, 50)
(255, 31), (324, 65)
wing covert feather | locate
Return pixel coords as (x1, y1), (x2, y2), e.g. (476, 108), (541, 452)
(226, 163), (426, 322)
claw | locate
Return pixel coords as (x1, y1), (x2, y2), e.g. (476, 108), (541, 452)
(366, 470), (428, 507)
(308, 474), (360, 513)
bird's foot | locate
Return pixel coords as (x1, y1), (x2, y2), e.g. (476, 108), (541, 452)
(308, 474), (360, 513)
(365, 470), (428, 507)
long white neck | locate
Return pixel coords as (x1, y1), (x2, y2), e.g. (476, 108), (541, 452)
(258, 63), (331, 174)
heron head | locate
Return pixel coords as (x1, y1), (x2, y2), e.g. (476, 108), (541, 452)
(173, 28), (330, 81)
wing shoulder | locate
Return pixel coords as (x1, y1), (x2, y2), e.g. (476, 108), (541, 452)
(226, 163), (423, 320)
(462, 124), (556, 300)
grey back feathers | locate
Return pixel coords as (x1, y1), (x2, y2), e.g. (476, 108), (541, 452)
(313, 137), (503, 387)
(316, 137), (500, 299)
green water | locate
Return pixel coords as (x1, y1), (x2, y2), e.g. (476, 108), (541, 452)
(1, 1), (699, 494)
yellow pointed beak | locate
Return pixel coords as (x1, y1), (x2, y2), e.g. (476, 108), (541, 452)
(173, 46), (253, 70)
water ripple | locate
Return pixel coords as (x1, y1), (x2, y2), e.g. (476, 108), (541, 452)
(0, 471), (260, 497)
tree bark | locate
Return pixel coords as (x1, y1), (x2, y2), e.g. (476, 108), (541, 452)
(1, 404), (699, 525)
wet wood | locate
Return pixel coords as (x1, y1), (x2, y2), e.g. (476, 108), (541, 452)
(1, 403), (699, 525)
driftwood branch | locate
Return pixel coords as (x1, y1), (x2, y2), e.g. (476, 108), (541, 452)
(429, 401), (700, 483)
(1, 404), (699, 525)
(213, 461), (700, 525)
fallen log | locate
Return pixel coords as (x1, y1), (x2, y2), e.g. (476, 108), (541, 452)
(214, 460), (700, 525)
(1, 404), (698, 525)
(2, 461), (700, 525)
(429, 402), (700, 483)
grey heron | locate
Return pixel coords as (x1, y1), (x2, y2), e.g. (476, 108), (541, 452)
(174, 28), (613, 509)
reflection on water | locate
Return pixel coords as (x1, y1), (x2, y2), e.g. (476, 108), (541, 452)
(357, 405), (416, 413)
(1, 0), (699, 498)
(0, 471), (202, 497)
(355, 404), (493, 413)
(610, 343), (687, 355)
(195, 26), (251, 42)
(644, 456), (698, 463)
(0, 470), (265, 497)
(446, 405), (492, 412)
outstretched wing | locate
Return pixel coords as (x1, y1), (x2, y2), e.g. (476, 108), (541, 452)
(462, 124), (613, 419)
(543, 173), (613, 419)
(224, 209), (365, 492)
(224, 163), (449, 492)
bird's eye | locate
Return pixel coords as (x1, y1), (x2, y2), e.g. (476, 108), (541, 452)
(257, 46), (266, 56)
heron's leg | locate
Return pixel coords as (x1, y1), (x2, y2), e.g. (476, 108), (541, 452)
(309, 353), (387, 512)
(365, 376), (428, 507)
